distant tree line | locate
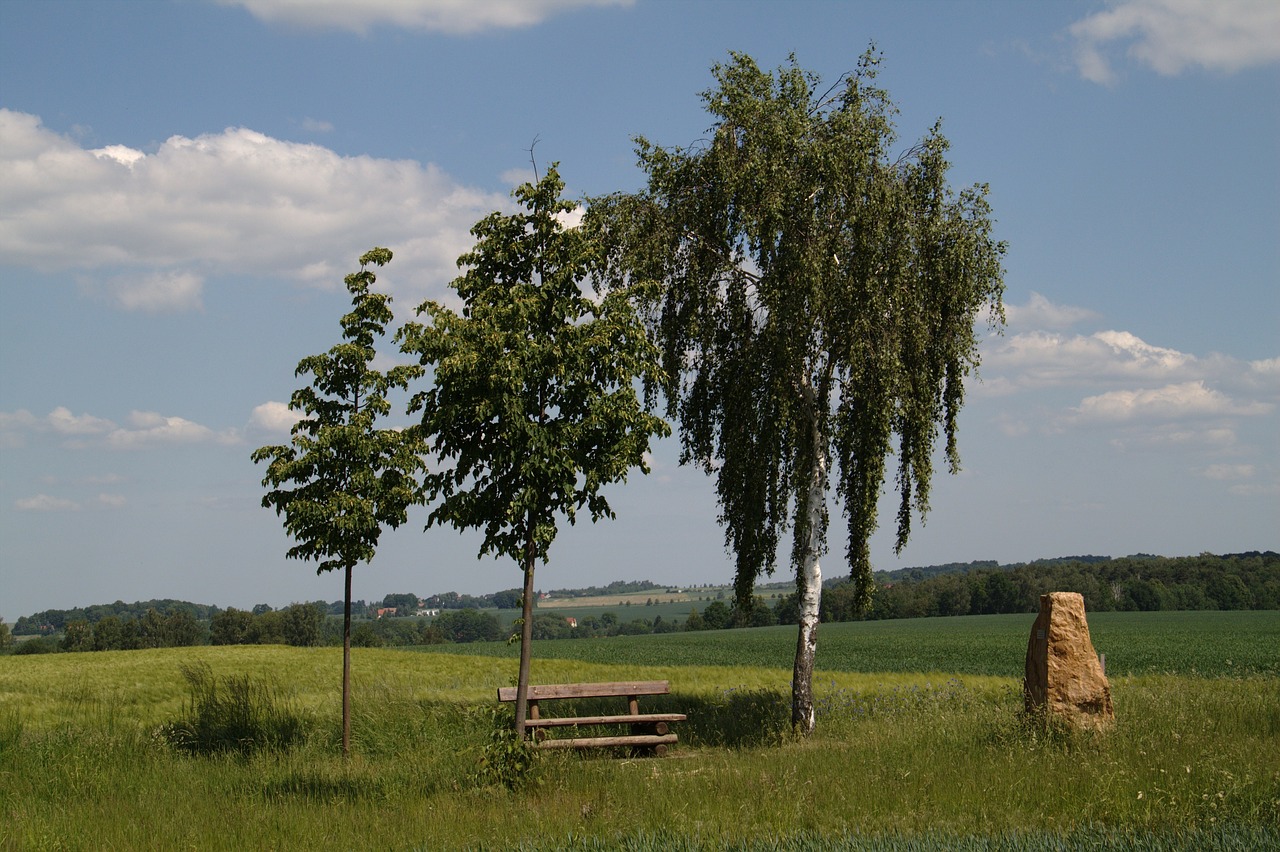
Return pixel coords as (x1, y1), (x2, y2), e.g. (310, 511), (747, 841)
(544, 580), (665, 599)
(10, 608), (207, 655)
(6, 553), (1274, 655)
(775, 552), (1279, 624)
(422, 590), (520, 610)
(12, 599), (219, 636)
(421, 580), (666, 610)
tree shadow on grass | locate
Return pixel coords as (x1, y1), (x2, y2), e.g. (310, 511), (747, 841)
(557, 688), (791, 750)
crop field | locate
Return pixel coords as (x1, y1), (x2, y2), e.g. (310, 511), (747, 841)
(539, 591), (694, 608)
(537, 586), (789, 613)
(418, 610), (1280, 678)
(2, 612), (1277, 850)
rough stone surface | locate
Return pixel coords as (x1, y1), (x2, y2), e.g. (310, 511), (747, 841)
(1024, 592), (1115, 730)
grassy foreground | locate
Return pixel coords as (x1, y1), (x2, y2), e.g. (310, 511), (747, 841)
(1, 632), (1277, 850)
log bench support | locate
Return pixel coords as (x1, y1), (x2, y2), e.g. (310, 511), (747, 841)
(496, 680), (686, 756)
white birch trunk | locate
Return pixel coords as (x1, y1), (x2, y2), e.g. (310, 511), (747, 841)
(791, 420), (828, 735)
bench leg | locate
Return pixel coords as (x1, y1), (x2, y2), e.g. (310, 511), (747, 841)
(627, 721), (672, 757)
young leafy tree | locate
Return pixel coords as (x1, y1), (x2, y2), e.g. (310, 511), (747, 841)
(398, 164), (669, 739)
(252, 248), (424, 757)
(590, 51), (1005, 734)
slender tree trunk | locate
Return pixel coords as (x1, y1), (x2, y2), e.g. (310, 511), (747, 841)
(341, 562), (353, 758)
(514, 523), (537, 741)
(792, 375), (829, 736)
(792, 443), (827, 735)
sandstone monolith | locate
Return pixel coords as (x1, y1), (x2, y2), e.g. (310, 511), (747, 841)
(1024, 592), (1114, 730)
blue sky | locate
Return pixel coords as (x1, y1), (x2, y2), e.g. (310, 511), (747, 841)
(1, 0), (1277, 621)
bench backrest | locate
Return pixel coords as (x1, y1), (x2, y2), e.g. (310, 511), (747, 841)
(496, 680), (670, 702)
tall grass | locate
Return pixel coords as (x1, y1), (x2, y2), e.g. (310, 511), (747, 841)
(1, 644), (1276, 850)
(158, 662), (311, 756)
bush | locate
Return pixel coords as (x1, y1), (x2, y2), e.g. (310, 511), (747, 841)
(472, 704), (542, 790)
(434, 608), (503, 643)
(158, 662), (311, 756)
(12, 636), (58, 655)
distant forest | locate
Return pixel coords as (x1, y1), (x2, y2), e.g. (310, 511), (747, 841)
(4, 552), (1275, 655)
(805, 551), (1278, 623)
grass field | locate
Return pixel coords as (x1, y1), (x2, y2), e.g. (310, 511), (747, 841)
(1, 611), (1277, 850)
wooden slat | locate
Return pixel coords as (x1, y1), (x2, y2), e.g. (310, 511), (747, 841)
(524, 713), (687, 728)
(496, 680), (670, 702)
(533, 733), (678, 750)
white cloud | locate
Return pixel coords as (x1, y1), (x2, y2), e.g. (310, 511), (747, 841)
(1201, 463), (1254, 481)
(1069, 0), (1280, 84)
(0, 109), (507, 306)
(97, 493), (128, 508)
(106, 410), (240, 449)
(93, 144), (146, 168)
(1, 409), (38, 447)
(94, 270), (205, 313)
(1, 406), (243, 449)
(15, 494), (80, 512)
(1108, 423), (1240, 451)
(984, 329), (1197, 389)
(218, 0), (633, 35)
(48, 406), (117, 436)
(1229, 481), (1280, 497)
(1249, 357), (1280, 385)
(250, 401), (303, 434)
(1003, 292), (1099, 330)
(300, 117), (334, 133)
(1072, 380), (1271, 423)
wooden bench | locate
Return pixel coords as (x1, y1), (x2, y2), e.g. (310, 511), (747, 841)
(496, 680), (686, 755)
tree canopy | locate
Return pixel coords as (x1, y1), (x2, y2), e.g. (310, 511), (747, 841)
(590, 50), (1005, 732)
(252, 247), (424, 755)
(399, 164), (670, 737)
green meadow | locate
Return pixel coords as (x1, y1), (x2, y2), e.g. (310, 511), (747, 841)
(1, 612), (1277, 850)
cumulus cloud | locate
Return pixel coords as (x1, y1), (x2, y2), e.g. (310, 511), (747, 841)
(984, 329), (1197, 389)
(15, 494), (80, 512)
(1, 406), (242, 449)
(47, 406), (115, 436)
(106, 411), (240, 449)
(1202, 463), (1254, 481)
(249, 400), (303, 434)
(1072, 380), (1271, 423)
(1003, 292), (1099, 330)
(218, 0), (632, 35)
(978, 315), (1278, 462)
(94, 270), (205, 313)
(1069, 0), (1280, 84)
(0, 109), (507, 307)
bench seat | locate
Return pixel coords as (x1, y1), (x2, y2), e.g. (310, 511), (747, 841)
(523, 713), (687, 728)
(496, 680), (686, 755)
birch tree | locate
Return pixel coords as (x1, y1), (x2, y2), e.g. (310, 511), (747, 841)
(252, 248), (424, 757)
(590, 51), (1005, 734)
(398, 165), (669, 739)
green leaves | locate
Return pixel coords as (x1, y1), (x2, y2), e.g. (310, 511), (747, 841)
(399, 165), (670, 568)
(251, 248), (425, 576)
(591, 51), (1006, 610)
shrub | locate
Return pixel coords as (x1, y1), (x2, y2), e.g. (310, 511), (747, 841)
(472, 704), (541, 790)
(12, 636), (58, 655)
